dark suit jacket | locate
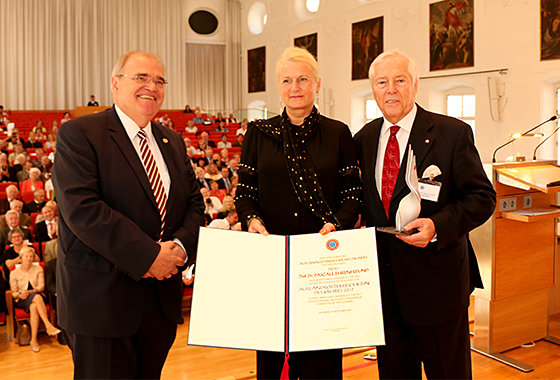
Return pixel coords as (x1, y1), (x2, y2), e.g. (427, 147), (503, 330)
(0, 226), (33, 247)
(34, 220), (52, 243)
(52, 106), (204, 338)
(24, 200), (46, 215)
(354, 105), (496, 327)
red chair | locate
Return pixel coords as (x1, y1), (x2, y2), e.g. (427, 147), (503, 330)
(0, 182), (17, 195)
(21, 191), (35, 203)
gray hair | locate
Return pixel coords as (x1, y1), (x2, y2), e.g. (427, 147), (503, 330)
(111, 50), (166, 79)
(368, 49), (419, 86)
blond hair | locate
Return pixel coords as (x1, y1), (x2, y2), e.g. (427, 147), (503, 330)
(276, 46), (319, 82)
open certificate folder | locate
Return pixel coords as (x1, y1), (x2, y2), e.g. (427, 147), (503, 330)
(188, 227), (385, 352)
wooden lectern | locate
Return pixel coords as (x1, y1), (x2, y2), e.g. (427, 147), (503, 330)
(470, 160), (560, 371)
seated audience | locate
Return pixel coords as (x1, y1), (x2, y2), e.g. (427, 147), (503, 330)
(185, 120), (198, 134)
(32, 120), (47, 134)
(34, 205), (57, 243)
(214, 112), (226, 124)
(230, 175), (239, 198)
(228, 158), (239, 177)
(209, 180), (226, 202)
(195, 167), (210, 190)
(8, 144), (24, 165)
(200, 131), (216, 148)
(17, 160), (34, 183)
(6, 129), (26, 149)
(236, 118), (249, 136)
(0, 154), (15, 182)
(167, 120), (175, 130)
(158, 114), (171, 126)
(0, 185), (19, 214)
(184, 137), (197, 156)
(200, 187), (222, 224)
(32, 149), (44, 167)
(43, 238), (58, 265)
(204, 163), (222, 182)
(0, 140), (8, 156)
(196, 157), (208, 170)
(218, 167), (233, 193)
(10, 247), (61, 352)
(1, 228), (39, 284)
(220, 149), (229, 168)
(45, 133), (57, 149)
(20, 168), (44, 192)
(233, 134), (244, 148)
(227, 112), (238, 124)
(193, 112), (205, 124)
(40, 156), (53, 180)
(0, 209), (33, 243)
(87, 95), (99, 107)
(215, 121), (228, 133)
(60, 112), (72, 124)
(218, 133), (232, 149)
(24, 132), (43, 149)
(217, 195), (236, 219)
(183, 104), (193, 113)
(208, 210), (240, 230)
(24, 189), (47, 215)
(196, 139), (208, 155)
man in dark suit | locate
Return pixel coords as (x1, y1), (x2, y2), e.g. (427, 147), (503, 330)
(0, 210), (33, 246)
(34, 204), (57, 243)
(354, 50), (496, 379)
(52, 50), (205, 379)
(0, 184), (19, 214)
(23, 189), (47, 215)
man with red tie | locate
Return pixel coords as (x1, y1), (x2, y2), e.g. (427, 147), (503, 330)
(53, 50), (204, 379)
(354, 50), (496, 379)
(34, 205), (57, 242)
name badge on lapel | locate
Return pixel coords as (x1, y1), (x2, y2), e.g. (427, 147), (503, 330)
(419, 165), (442, 202)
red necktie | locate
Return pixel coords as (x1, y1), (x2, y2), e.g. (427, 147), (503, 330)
(137, 129), (167, 240)
(381, 126), (400, 219)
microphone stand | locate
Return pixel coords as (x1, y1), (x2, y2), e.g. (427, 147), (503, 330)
(533, 126), (560, 160)
(492, 115), (557, 163)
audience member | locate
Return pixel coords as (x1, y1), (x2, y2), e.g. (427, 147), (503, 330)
(44, 178), (54, 199)
(87, 95), (99, 107)
(19, 168), (44, 192)
(17, 160), (34, 183)
(200, 131), (216, 148)
(196, 139), (208, 155)
(1, 227), (40, 277)
(209, 180), (226, 202)
(45, 133), (57, 149)
(183, 105), (193, 113)
(24, 189), (47, 215)
(44, 239), (66, 345)
(183, 137), (197, 156)
(32, 120), (47, 134)
(193, 111), (205, 124)
(0, 141), (8, 156)
(215, 121), (228, 132)
(204, 163), (222, 182)
(195, 167), (210, 190)
(0, 200), (33, 230)
(214, 112), (226, 124)
(158, 114), (171, 126)
(0, 154), (15, 182)
(208, 210), (240, 230)
(24, 132), (43, 149)
(200, 188), (222, 221)
(167, 120), (175, 130)
(230, 176), (239, 198)
(216, 195), (235, 219)
(34, 205), (57, 243)
(236, 118), (249, 136)
(0, 185), (19, 214)
(60, 112), (72, 124)
(205, 149), (215, 166)
(227, 112), (238, 124)
(32, 149), (44, 167)
(6, 128), (26, 148)
(196, 157), (208, 170)
(185, 120), (198, 134)
(217, 133), (232, 149)
(10, 246), (61, 352)
(8, 144), (24, 164)
(43, 238), (58, 264)
(40, 156), (53, 180)
(219, 149), (229, 168)
(218, 167), (233, 193)
(233, 134), (243, 148)
(233, 152), (241, 165)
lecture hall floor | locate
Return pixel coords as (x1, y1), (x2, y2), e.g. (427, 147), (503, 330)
(1, 312), (560, 379)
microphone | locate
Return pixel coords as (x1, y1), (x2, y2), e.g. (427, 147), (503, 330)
(533, 125), (560, 160)
(492, 115), (557, 163)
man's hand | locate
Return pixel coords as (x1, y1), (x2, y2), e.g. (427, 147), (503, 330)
(143, 241), (185, 280)
(249, 218), (269, 236)
(397, 218), (436, 248)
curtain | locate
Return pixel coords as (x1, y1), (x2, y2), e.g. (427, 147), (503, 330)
(225, 0), (241, 111)
(0, 0), (187, 110)
(185, 43), (225, 112)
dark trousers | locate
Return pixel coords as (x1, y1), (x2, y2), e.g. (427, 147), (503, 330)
(64, 284), (177, 379)
(257, 349), (342, 380)
(377, 302), (472, 380)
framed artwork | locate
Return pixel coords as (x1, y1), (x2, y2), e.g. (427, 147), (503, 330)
(248, 46), (266, 93)
(352, 17), (383, 80)
(541, 0), (560, 60)
(429, 0), (474, 71)
(294, 33), (318, 60)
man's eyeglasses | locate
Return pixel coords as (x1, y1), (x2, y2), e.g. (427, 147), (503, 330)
(117, 74), (168, 89)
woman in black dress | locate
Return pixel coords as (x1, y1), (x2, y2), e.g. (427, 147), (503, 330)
(235, 46), (362, 380)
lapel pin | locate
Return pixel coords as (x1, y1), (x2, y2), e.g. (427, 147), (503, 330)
(163, 138), (169, 144)
(425, 139), (430, 144)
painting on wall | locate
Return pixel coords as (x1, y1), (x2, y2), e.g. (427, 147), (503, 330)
(541, 0), (560, 60)
(248, 46), (266, 93)
(294, 33), (318, 60)
(352, 17), (383, 80)
(429, 0), (474, 71)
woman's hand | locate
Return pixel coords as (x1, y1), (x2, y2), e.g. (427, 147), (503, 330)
(20, 290), (30, 300)
(249, 218), (269, 236)
(319, 223), (336, 235)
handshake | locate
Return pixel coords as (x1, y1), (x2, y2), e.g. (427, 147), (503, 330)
(143, 240), (186, 281)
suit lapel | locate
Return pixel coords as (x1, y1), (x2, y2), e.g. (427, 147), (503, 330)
(107, 108), (159, 211)
(362, 119), (384, 212)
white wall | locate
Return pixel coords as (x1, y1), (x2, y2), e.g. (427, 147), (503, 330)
(239, 0), (560, 163)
